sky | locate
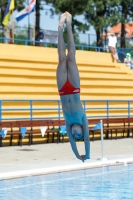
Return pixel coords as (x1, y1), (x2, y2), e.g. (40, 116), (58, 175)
(14, 3), (96, 44)
(15, 4), (95, 32)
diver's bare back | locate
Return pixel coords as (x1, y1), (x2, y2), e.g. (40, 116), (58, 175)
(61, 93), (85, 126)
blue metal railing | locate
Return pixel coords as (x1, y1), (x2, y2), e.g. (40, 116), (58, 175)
(0, 37), (58, 46)
(117, 49), (126, 63)
(0, 36), (120, 52)
(118, 48), (132, 56)
(117, 48), (133, 63)
(1, 36), (132, 51)
(1, 37), (132, 59)
(0, 100), (133, 121)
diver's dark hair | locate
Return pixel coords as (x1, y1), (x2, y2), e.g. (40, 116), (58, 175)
(73, 134), (84, 141)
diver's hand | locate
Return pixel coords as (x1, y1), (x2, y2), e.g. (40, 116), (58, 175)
(76, 155), (84, 161)
(81, 155), (90, 161)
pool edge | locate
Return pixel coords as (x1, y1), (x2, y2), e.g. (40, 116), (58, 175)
(0, 157), (133, 180)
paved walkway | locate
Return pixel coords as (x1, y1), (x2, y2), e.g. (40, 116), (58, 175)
(0, 138), (133, 179)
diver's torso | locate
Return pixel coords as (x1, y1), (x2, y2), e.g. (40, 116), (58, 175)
(61, 94), (85, 126)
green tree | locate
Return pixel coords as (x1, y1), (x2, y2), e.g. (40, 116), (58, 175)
(44, 0), (89, 33)
(35, 0), (52, 45)
(0, 0), (25, 23)
(116, 0), (133, 48)
(85, 0), (133, 48)
(35, 0), (41, 44)
(14, 26), (27, 44)
(0, 0), (25, 36)
(84, 0), (120, 47)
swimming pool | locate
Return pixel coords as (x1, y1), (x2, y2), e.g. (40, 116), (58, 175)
(0, 164), (133, 200)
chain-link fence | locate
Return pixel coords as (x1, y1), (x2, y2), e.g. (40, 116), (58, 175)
(0, 25), (133, 51)
(78, 33), (96, 46)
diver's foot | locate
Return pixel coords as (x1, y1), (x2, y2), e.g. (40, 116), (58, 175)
(58, 13), (66, 29)
(66, 11), (72, 26)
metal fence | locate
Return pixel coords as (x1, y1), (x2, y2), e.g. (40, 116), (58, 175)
(0, 36), (132, 54)
(0, 36), (105, 50)
(0, 100), (133, 121)
(0, 25), (133, 48)
(1, 36), (132, 64)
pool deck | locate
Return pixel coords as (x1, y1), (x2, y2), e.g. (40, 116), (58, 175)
(0, 138), (133, 180)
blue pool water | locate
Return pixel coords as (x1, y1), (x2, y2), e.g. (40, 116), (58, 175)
(0, 164), (133, 200)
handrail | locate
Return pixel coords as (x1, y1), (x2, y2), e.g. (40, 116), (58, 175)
(117, 49), (126, 55)
(117, 49), (132, 57)
(0, 36), (57, 46)
(0, 100), (133, 121)
(0, 36), (132, 53)
(117, 49), (133, 63)
(0, 36), (101, 51)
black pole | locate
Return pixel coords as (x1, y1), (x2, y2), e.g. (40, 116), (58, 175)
(27, 0), (30, 40)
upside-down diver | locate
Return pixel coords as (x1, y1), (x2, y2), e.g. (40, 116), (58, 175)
(56, 11), (90, 161)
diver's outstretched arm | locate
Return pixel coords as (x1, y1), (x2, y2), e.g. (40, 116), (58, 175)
(66, 122), (83, 161)
(82, 116), (90, 161)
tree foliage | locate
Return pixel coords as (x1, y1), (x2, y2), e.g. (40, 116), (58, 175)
(115, 0), (133, 47)
(45, 0), (89, 33)
(35, 0), (41, 44)
(84, 0), (120, 47)
(84, 0), (133, 47)
(1, 0), (133, 48)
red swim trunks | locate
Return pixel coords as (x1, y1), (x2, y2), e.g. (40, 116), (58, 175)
(59, 81), (80, 96)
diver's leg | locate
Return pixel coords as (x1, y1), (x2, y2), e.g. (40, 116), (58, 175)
(66, 12), (80, 88)
(56, 13), (67, 90)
